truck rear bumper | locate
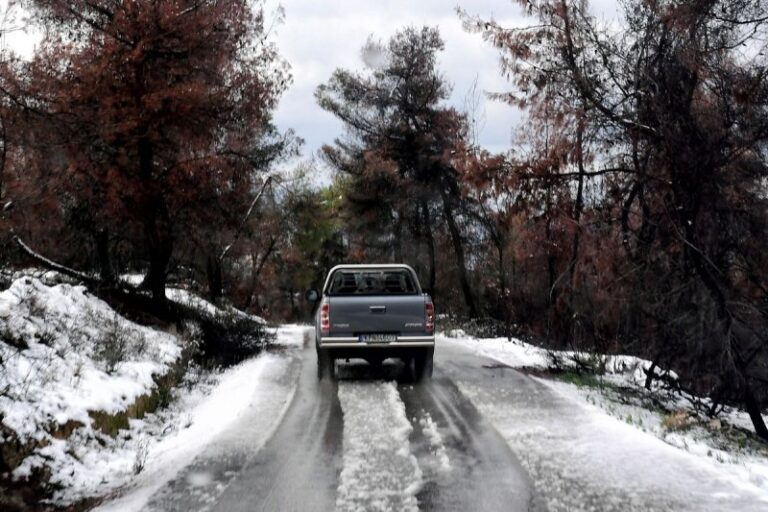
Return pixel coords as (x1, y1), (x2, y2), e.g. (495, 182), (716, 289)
(318, 335), (434, 348)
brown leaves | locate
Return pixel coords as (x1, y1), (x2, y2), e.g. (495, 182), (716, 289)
(1, 0), (293, 287)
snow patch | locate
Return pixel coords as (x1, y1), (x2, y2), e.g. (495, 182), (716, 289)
(438, 332), (549, 369)
(166, 287), (266, 324)
(418, 413), (450, 472)
(441, 331), (765, 439)
(272, 323), (310, 347)
(119, 273), (267, 324)
(336, 381), (423, 512)
(542, 377), (768, 498)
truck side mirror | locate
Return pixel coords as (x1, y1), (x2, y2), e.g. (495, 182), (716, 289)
(305, 289), (320, 302)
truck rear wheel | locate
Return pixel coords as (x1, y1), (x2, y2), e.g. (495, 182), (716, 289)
(317, 348), (334, 380)
(413, 348), (434, 381)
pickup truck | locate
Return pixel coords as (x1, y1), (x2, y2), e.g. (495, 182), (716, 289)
(306, 264), (435, 380)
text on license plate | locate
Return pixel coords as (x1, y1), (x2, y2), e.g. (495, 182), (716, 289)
(359, 334), (397, 343)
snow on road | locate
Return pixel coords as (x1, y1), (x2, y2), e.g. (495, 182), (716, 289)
(438, 337), (768, 511)
(97, 326), (306, 512)
(417, 412), (450, 473)
(336, 381), (423, 512)
(90, 327), (768, 511)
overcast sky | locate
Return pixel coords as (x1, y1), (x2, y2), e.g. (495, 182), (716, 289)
(265, 0), (619, 175)
(265, 0), (525, 164)
(2, 0), (620, 179)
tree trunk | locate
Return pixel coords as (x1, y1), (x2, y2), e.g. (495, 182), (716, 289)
(242, 238), (276, 310)
(393, 210), (404, 262)
(0, 113), (6, 204)
(496, 239), (511, 338)
(144, 232), (172, 308)
(95, 228), (114, 283)
(743, 383), (768, 441)
(684, 217), (768, 440)
(440, 186), (478, 318)
(138, 136), (172, 309)
(545, 214), (557, 306)
(569, 116), (586, 290)
(421, 198), (436, 296)
(207, 253), (223, 302)
(644, 358), (658, 390)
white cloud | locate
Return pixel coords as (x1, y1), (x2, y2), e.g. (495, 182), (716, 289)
(267, 0), (529, 163)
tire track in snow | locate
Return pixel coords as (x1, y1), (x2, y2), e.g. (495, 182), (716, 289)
(336, 381), (423, 512)
(399, 378), (536, 512)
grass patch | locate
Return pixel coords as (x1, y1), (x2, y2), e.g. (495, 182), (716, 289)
(554, 370), (602, 388)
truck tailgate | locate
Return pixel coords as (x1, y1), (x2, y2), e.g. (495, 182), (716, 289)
(328, 295), (427, 336)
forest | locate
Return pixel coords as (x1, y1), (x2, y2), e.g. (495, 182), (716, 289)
(1, 0), (767, 442)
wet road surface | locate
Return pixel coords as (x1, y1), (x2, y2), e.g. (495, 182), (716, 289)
(138, 329), (768, 512)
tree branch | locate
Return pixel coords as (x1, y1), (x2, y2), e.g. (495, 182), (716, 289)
(13, 235), (100, 285)
(218, 175), (273, 262)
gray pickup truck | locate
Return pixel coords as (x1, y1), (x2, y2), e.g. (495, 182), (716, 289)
(306, 264), (435, 380)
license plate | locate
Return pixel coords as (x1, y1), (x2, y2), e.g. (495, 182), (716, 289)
(359, 334), (397, 343)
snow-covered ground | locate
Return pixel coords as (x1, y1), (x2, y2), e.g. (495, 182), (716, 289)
(6, 276), (767, 512)
(0, 274), (284, 507)
(440, 331), (768, 507)
(0, 277), (183, 502)
(121, 272), (266, 324)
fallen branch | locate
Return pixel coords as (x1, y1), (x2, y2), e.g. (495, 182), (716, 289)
(13, 235), (100, 285)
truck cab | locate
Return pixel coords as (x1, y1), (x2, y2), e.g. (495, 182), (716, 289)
(307, 264), (435, 380)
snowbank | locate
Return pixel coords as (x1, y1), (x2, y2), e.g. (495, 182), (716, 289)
(439, 330), (671, 385)
(0, 277), (182, 502)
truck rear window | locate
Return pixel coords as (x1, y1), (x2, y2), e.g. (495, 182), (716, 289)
(327, 269), (418, 296)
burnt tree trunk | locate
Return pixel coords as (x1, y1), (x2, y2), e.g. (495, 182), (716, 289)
(207, 253), (223, 302)
(568, 116), (586, 290)
(0, 112), (6, 204)
(138, 136), (172, 309)
(644, 358), (658, 390)
(440, 186), (478, 318)
(545, 214), (557, 306)
(95, 228), (114, 283)
(496, 238), (512, 338)
(242, 238), (276, 311)
(420, 198), (436, 296)
(743, 383), (768, 441)
(684, 206), (768, 441)
(393, 210), (404, 262)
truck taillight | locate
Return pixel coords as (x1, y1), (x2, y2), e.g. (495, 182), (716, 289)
(425, 301), (434, 333)
(321, 303), (330, 335)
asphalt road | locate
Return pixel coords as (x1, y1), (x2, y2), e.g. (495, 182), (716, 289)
(139, 330), (768, 512)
